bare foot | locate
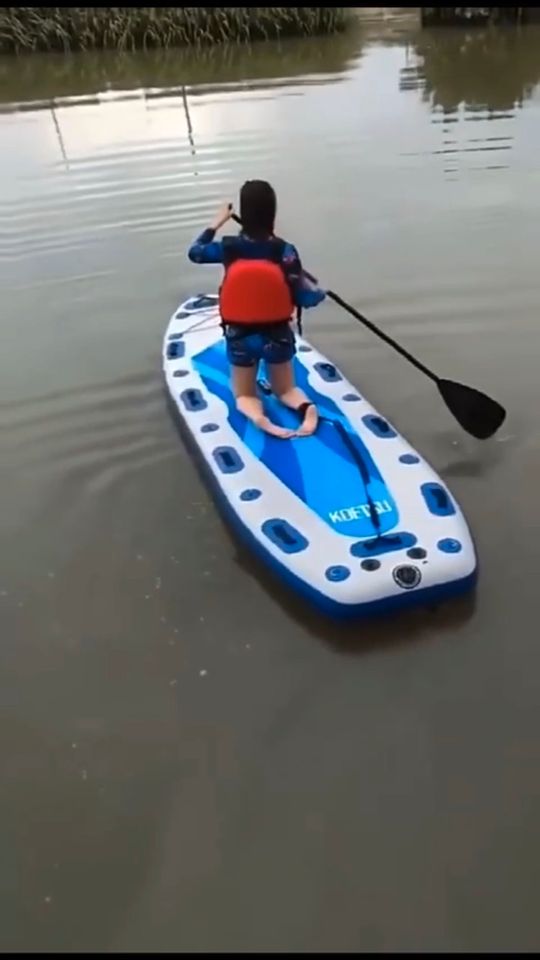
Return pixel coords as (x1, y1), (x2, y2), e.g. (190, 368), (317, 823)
(236, 395), (295, 439)
(255, 415), (296, 439)
(273, 388), (318, 437)
(295, 402), (319, 438)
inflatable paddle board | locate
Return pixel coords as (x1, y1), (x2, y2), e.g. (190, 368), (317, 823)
(163, 294), (477, 619)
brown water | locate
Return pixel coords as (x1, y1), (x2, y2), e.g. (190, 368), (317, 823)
(1, 22), (540, 952)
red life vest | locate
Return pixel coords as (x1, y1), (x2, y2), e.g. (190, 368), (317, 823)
(219, 236), (295, 326)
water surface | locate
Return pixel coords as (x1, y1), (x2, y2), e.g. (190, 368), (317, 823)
(1, 22), (540, 952)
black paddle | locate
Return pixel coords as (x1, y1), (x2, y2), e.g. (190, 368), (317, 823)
(230, 213), (506, 440)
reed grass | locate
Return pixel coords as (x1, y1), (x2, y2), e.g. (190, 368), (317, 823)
(0, 7), (349, 55)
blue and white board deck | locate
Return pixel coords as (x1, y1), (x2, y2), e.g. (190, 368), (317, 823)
(163, 294), (477, 619)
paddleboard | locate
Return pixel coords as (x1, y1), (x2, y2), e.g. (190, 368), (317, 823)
(163, 294), (477, 619)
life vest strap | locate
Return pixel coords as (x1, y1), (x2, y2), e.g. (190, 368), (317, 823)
(221, 235), (286, 267)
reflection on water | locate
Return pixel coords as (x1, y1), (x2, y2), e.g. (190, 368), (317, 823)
(409, 26), (540, 111)
(0, 29), (364, 108)
(399, 26), (540, 179)
(2, 22), (540, 955)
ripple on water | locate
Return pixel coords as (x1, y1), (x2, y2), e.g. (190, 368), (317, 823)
(1, 25), (540, 953)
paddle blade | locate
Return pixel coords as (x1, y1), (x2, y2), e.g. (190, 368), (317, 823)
(437, 378), (506, 439)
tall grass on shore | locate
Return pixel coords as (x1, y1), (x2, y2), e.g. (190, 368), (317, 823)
(0, 7), (349, 55)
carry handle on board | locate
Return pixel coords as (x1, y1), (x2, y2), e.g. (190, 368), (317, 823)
(230, 212), (506, 440)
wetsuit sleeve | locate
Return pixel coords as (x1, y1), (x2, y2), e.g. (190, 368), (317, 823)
(282, 242), (326, 309)
(187, 228), (224, 264)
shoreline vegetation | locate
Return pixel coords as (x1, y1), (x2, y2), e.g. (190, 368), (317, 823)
(0, 7), (349, 55)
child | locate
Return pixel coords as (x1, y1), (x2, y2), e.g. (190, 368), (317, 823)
(188, 180), (325, 439)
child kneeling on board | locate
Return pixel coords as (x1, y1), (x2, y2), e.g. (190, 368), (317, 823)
(188, 180), (325, 438)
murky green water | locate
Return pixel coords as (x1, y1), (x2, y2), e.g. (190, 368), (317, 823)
(2, 21), (540, 952)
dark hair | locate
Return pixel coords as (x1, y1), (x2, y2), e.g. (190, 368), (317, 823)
(239, 180), (276, 239)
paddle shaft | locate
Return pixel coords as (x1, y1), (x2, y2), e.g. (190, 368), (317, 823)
(310, 282), (438, 385)
(229, 213), (439, 385)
